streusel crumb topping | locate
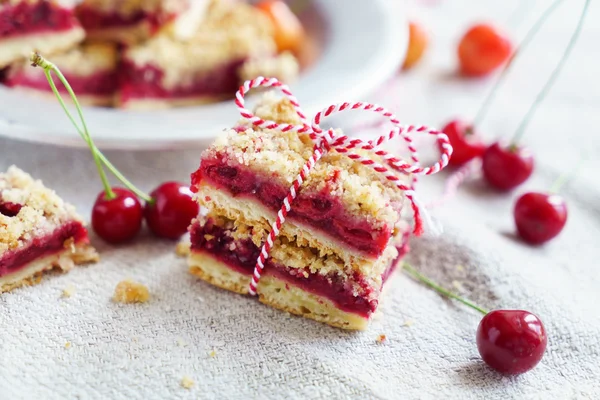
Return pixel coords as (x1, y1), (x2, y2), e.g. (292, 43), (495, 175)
(0, 166), (84, 254)
(205, 93), (411, 226)
(124, 1), (275, 89)
(79, 0), (188, 17)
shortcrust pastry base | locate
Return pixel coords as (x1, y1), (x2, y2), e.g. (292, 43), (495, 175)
(0, 243), (99, 293)
(0, 28), (84, 68)
(188, 252), (370, 330)
(9, 86), (115, 107)
(118, 95), (229, 110)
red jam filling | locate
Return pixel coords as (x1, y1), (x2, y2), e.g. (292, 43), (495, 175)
(192, 156), (395, 257)
(5, 68), (118, 97)
(0, 1), (78, 38)
(76, 6), (176, 33)
(0, 221), (88, 277)
(190, 219), (407, 317)
(119, 59), (245, 103)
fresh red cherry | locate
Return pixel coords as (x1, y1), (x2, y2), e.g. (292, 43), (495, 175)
(92, 188), (143, 244)
(482, 142), (534, 190)
(440, 119), (487, 166)
(145, 182), (199, 240)
(514, 192), (567, 245)
(477, 310), (547, 375)
(458, 23), (512, 77)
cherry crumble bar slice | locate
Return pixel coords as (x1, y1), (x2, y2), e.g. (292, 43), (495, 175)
(76, 0), (209, 45)
(5, 41), (119, 106)
(0, 166), (98, 293)
(118, 1), (298, 109)
(188, 94), (412, 330)
(0, 0), (84, 68)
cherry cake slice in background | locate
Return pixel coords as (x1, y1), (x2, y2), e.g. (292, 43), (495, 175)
(187, 94), (412, 330)
(5, 41), (119, 106)
(118, 1), (299, 109)
(0, 0), (84, 68)
(76, 0), (209, 45)
(0, 166), (98, 293)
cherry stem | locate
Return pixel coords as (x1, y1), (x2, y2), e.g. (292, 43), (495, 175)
(471, 0), (565, 129)
(402, 263), (489, 315)
(549, 157), (585, 194)
(30, 53), (153, 204)
(511, 0), (590, 146)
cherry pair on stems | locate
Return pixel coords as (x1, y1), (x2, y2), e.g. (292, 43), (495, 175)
(31, 53), (199, 244)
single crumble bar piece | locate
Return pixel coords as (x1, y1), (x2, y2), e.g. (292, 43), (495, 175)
(187, 94), (412, 330)
(76, 0), (208, 44)
(5, 42), (119, 106)
(118, 1), (298, 109)
(0, 166), (98, 293)
(112, 279), (150, 303)
(0, 0), (85, 68)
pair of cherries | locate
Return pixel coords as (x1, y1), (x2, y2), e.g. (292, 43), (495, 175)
(92, 182), (199, 243)
(441, 120), (567, 245)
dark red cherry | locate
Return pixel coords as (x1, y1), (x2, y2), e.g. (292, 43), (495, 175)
(145, 182), (199, 240)
(0, 201), (22, 217)
(514, 192), (567, 245)
(482, 142), (534, 190)
(440, 119), (487, 166)
(477, 310), (547, 375)
(92, 188), (143, 244)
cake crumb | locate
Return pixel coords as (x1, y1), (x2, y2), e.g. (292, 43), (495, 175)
(452, 280), (464, 292)
(376, 334), (387, 344)
(175, 241), (191, 257)
(113, 280), (150, 304)
(402, 320), (414, 327)
(456, 265), (465, 272)
(61, 285), (75, 298)
(208, 350), (217, 358)
(64, 342), (71, 349)
(180, 376), (194, 389)
(176, 339), (187, 347)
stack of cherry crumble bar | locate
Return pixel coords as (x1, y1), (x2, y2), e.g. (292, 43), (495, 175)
(187, 94), (412, 330)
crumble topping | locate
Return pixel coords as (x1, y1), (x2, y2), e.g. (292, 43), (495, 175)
(204, 94), (411, 227)
(0, 166), (84, 254)
(239, 51), (300, 84)
(78, 0), (189, 17)
(180, 376), (194, 389)
(112, 279), (150, 303)
(124, 1), (276, 89)
(12, 41), (118, 77)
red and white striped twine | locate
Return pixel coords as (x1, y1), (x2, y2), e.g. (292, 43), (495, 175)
(234, 77), (453, 295)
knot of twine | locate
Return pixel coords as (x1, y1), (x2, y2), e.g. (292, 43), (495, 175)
(234, 77), (452, 295)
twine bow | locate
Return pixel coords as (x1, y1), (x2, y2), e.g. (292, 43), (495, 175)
(234, 77), (453, 295)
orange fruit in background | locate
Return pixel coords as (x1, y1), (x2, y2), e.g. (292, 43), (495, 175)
(256, 0), (306, 54)
(403, 21), (428, 70)
(458, 23), (512, 77)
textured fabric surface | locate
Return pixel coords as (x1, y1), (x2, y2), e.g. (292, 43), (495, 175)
(1, 1), (600, 398)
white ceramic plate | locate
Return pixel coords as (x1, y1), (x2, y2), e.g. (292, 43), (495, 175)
(0, 0), (406, 150)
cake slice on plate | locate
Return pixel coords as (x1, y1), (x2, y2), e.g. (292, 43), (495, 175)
(76, 0), (209, 44)
(0, 166), (98, 293)
(118, 1), (298, 109)
(0, 0), (84, 68)
(5, 41), (119, 106)
(187, 94), (412, 330)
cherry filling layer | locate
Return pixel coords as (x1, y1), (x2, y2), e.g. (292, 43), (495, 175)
(76, 6), (176, 33)
(0, 221), (88, 277)
(6, 68), (118, 97)
(192, 156), (397, 257)
(190, 219), (407, 317)
(0, 1), (79, 38)
(119, 59), (245, 103)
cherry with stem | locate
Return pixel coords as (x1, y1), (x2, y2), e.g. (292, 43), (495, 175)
(441, 0), (564, 167)
(403, 263), (547, 375)
(483, 0), (590, 190)
(30, 53), (198, 242)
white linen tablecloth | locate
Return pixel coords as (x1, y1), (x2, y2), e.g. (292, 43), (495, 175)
(1, 1), (599, 398)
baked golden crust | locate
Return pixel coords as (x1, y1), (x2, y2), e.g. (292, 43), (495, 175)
(0, 166), (87, 254)
(78, 0), (188, 17)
